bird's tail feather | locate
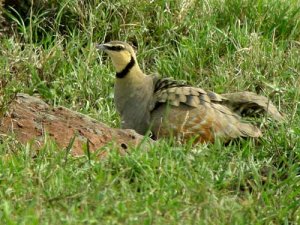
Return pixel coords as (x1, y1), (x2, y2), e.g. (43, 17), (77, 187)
(221, 91), (284, 122)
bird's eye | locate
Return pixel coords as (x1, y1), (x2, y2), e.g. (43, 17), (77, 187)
(106, 45), (125, 51)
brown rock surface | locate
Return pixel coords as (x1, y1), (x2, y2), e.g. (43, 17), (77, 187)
(0, 93), (150, 158)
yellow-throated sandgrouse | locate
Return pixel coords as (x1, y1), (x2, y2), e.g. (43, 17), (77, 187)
(97, 41), (284, 143)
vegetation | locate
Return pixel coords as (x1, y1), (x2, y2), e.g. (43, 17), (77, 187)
(0, 0), (299, 224)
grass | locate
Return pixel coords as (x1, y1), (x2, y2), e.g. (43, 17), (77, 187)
(0, 0), (300, 224)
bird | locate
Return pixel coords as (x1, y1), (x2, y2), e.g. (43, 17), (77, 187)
(97, 41), (284, 144)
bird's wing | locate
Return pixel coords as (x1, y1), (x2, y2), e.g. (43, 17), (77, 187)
(150, 77), (266, 140)
(152, 77), (284, 122)
(151, 77), (237, 117)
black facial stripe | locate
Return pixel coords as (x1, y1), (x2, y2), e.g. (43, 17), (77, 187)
(116, 56), (135, 78)
(106, 45), (124, 51)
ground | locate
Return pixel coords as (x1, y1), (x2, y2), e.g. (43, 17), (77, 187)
(0, 0), (299, 224)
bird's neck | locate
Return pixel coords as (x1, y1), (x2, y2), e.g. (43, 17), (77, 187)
(116, 58), (146, 82)
(116, 56), (136, 78)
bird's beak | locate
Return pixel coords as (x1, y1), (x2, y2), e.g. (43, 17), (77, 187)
(96, 44), (107, 51)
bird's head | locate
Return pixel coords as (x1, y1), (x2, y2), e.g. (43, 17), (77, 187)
(97, 41), (138, 76)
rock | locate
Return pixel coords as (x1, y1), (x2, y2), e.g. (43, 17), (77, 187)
(0, 93), (151, 158)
